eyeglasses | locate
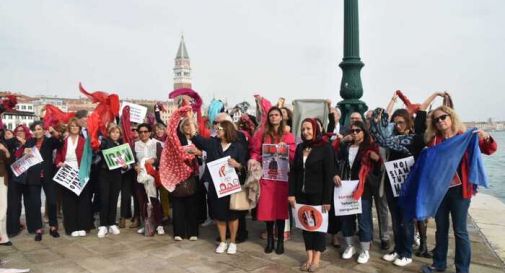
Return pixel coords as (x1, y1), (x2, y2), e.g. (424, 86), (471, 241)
(432, 114), (449, 124)
(15, 130), (25, 133)
(213, 121), (220, 125)
(131, 128), (138, 132)
(350, 129), (362, 134)
(138, 130), (150, 134)
(217, 127), (224, 131)
(395, 120), (406, 125)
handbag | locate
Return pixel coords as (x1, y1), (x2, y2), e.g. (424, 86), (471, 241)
(171, 176), (197, 198)
(229, 186), (250, 211)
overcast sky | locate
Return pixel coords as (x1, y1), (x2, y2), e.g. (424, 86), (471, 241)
(1, 0), (504, 121)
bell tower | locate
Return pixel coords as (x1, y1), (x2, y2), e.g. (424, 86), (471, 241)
(173, 35), (192, 89)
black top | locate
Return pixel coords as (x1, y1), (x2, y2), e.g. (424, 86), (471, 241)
(191, 135), (247, 185)
(99, 138), (124, 175)
(289, 142), (335, 205)
(25, 136), (63, 185)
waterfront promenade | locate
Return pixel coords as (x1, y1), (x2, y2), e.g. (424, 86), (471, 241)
(1, 194), (504, 273)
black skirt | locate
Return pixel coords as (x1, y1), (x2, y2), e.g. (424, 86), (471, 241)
(207, 182), (244, 221)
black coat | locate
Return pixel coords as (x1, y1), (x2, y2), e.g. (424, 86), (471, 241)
(289, 142), (335, 205)
(25, 136), (63, 185)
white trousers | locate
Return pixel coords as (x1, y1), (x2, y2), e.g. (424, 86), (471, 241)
(0, 177), (9, 243)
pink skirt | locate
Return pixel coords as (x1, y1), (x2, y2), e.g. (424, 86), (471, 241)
(256, 179), (289, 221)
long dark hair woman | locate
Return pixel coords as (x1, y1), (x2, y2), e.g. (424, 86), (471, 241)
(288, 118), (334, 271)
(190, 120), (247, 255)
(24, 121), (63, 241)
(249, 106), (296, 255)
(333, 121), (381, 264)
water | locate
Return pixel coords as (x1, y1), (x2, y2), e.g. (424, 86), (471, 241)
(482, 131), (505, 202)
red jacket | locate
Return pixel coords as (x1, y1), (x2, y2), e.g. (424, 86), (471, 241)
(55, 136), (85, 167)
(429, 134), (497, 199)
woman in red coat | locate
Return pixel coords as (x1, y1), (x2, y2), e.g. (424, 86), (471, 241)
(248, 107), (295, 255)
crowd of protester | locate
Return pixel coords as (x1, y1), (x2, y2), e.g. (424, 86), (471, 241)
(0, 90), (497, 273)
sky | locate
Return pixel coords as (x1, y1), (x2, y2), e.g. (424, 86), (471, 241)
(1, 0), (504, 121)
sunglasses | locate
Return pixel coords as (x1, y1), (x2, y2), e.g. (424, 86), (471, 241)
(213, 121), (220, 125)
(138, 130), (150, 134)
(350, 129), (362, 134)
(432, 114), (449, 124)
(217, 126), (224, 131)
(131, 128), (138, 132)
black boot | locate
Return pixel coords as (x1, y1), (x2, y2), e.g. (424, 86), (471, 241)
(415, 220), (432, 258)
(275, 238), (284, 254)
(265, 236), (274, 253)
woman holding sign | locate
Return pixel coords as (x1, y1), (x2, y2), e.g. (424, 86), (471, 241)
(97, 125), (128, 238)
(24, 121), (63, 241)
(190, 120), (247, 255)
(55, 118), (93, 237)
(249, 106), (295, 255)
(333, 121), (381, 264)
(288, 118), (334, 272)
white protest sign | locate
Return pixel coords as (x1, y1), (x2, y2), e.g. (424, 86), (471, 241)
(10, 147), (44, 177)
(53, 163), (88, 196)
(121, 101), (148, 124)
(292, 203), (329, 232)
(384, 156), (415, 197)
(207, 156), (242, 198)
(333, 180), (362, 216)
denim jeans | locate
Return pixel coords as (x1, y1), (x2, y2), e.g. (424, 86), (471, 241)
(386, 191), (414, 258)
(341, 198), (373, 242)
(433, 186), (471, 273)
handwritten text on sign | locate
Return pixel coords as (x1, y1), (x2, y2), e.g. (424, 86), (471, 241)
(207, 156), (242, 198)
(53, 164), (88, 196)
(333, 180), (362, 216)
(384, 156), (415, 197)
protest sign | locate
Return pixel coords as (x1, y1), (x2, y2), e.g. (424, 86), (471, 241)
(292, 203), (329, 232)
(53, 163), (88, 196)
(121, 102), (148, 124)
(262, 144), (289, 181)
(333, 180), (362, 216)
(207, 156), (242, 198)
(102, 144), (135, 170)
(10, 148), (43, 177)
(384, 156), (415, 197)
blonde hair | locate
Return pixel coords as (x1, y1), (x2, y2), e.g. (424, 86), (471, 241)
(107, 124), (123, 137)
(425, 106), (466, 143)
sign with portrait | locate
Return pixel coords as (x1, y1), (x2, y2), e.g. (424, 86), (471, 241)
(262, 144), (289, 181)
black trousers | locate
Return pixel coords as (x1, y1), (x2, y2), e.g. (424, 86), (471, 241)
(99, 169), (121, 226)
(172, 194), (199, 238)
(41, 178), (58, 227)
(120, 169), (139, 219)
(6, 178), (22, 236)
(303, 230), (326, 252)
(7, 179), (43, 234)
(61, 183), (93, 234)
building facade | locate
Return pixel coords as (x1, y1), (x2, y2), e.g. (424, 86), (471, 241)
(173, 35), (192, 90)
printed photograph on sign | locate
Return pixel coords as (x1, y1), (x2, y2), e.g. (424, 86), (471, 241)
(207, 156), (242, 198)
(384, 156), (415, 197)
(10, 147), (44, 177)
(292, 204), (328, 232)
(262, 144), (289, 181)
(333, 180), (362, 216)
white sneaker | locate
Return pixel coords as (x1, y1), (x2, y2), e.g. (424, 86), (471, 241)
(215, 242), (228, 254)
(189, 236), (198, 241)
(393, 257), (412, 267)
(137, 227), (145, 234)
(97, 226), (108, 238)
(201, 219), (214, 227)
(227, 243), (237, 254)
(357, 250), (370, 264)
(71, 231), (80, 237)
(342, 245), (356, 259)
(383, 251), (399, 262)
(78, 230), (86, 237)
(174, 236), (183, 241)
(414, 233), (420, 247)
(156, 226), (165, 235)
(109, 225), (120, 235)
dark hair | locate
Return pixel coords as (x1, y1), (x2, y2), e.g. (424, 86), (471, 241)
(262, 107), (286, 142)
(137, 123), (152, 132)
(390, 109), (414, 134)
(29, 121), (44, 131)
(314, 117), (325, 134)
(219, 120), (238, 143)
(350, 121), (372, 148)
(281, 107), (293, 128)
(75, 110), (88, 119)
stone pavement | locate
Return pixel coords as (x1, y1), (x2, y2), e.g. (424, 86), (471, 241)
(1, 215), (504, 273)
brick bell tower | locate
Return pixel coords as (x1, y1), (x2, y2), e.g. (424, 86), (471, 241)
(173, 35), (192, 89)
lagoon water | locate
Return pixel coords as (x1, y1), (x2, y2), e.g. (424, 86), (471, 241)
(482, 131), (505, 202)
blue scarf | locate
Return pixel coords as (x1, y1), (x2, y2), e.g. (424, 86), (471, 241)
(399, 129), (488, 220)
(78, 137), (93, 187)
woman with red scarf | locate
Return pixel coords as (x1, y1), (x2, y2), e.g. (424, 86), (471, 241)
(333, 121), (381, 264)
(288, 118), (334, 271)
(248, 106), (295, 255)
